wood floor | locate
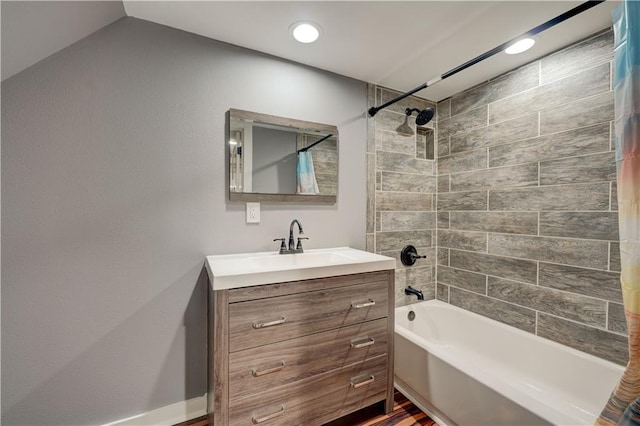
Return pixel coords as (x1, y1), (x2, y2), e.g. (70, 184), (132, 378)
(176, 390), (437, 426)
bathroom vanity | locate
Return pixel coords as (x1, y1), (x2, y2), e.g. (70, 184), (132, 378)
(205, 247), (396, 425)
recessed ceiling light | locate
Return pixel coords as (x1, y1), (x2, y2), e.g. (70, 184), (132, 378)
(290, 22), (321, 44)
(505, 38), (535, 55)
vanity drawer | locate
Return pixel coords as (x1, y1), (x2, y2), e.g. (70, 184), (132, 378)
(229, 318), (388, 401)
(228, 280), (389, 352)
(228, 354), (388, 426)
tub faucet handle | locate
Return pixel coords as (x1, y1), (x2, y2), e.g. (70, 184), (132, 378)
(400, 245), (426, 266)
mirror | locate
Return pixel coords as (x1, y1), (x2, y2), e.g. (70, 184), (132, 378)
(228, 109), (338, 203)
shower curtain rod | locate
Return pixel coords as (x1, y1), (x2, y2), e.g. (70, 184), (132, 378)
(297, 133), (333, 153)
(368, 0), (606, 118)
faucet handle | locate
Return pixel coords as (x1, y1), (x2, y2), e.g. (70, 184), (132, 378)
(296, 237), (309, 251)
(273, 238), (287, 254)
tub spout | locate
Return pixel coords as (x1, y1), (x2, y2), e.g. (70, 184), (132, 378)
(405, 286), (424, 301)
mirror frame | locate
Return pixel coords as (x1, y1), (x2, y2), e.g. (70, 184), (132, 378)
(227, 109), (338, 203)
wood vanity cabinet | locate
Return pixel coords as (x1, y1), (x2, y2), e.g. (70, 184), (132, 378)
(208, 270), (395, 426)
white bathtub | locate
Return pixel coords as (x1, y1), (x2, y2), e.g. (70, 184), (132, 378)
(394, 300), (625, 426)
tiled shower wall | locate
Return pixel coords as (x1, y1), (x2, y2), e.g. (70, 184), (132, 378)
(367, 29), (627, 365)
(435, 29), (627, 365)
(366, 86), (437, 306)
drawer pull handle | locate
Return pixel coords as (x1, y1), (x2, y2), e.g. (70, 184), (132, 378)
(251, 405), (285, 424)
(252, 317), (286, 329)
(350, 336), (375, 349)
(252, 361), (286, 377)
(351, 299), (376, 309)
(350, 374), (375, 389)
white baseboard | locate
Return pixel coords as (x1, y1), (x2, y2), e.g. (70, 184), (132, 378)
(103, 394), (207, 426)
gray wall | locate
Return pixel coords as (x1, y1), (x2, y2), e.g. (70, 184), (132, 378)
(1, 16), (367, 426)
(434, 29), (626, 365)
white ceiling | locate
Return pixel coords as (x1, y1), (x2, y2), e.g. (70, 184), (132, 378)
(123, 1), (618, 101)
(1, 1), (618, 100)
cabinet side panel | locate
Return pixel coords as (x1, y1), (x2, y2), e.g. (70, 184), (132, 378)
(386, 269), (395, 414)
(211, 289), (229, 425)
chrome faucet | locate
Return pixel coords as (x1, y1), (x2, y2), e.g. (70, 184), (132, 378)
(405, 286), (424, 301)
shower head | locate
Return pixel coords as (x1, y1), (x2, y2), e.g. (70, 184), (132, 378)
(406, 107), (434, 126)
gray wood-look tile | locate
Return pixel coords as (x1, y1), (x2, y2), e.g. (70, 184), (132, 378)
(488, 123), (610, 167)
(376, 191), (432, 211)
(540, 91), (614, 136)
(489, 62), (610, 124)
(438, 265), (487, 294)
(437, 230), (487, 252)
(540, 212), (619, 241)
(367, 84), (376, 153)
(488, 276), (607, 327)
(537, 313), (628, 365)
(450, 211), (538, 235)
(378, 86), (435, 116)
(313, 159), (338, 175)
(376, 109), (414, 135)
(377, 230), (432, 252)
(541, 30), (613, 84)
(395, 266), (435, 306)
(450, 163), (538, 192)
(377, 151), (434, 175)
(438, 106), (488, 140)
(449, 287), (536, 333)
(379, 211), (436, 231)
(437, 283), (449, 302)
(450, 113), (539, 154)
(438, 129), (450, 157)
(438, 190), (487, 211)
(449, 249), (537, 284)
(376, 172), (381, 191)
(381, 172), (436, 193)
(437, 175), (450, 193)
(438, 148), (487, 175)
(438, 248), (449, 266)
(540, 151), (616, 185)
(608, 302), (627, 334)
(489, 182), (610, 211)
(366, 234), (375, 255)
(451, 62), (539, 116)
(539, 262), (622, 302)
(367, 153), (375, 233)
(375, 128), (416, 154)
(612, 181), (618, 211)
(488, 234), (609, 269)
(437, 211), (450, 230)
(610, 242), (621, 272)
(437, 98), (451, 121)
(416, 130), (427, 159)
(395, 280), (436, 307)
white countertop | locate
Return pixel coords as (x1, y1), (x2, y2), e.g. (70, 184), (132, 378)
(205, 246), (396, 290)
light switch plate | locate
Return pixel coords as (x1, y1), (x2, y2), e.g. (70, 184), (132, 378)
(246, 202), (260, 223)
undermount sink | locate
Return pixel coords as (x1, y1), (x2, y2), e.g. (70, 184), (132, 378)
(206, 247), (396, 290)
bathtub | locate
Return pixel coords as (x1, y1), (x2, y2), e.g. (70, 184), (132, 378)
(394, 300), (625, 426)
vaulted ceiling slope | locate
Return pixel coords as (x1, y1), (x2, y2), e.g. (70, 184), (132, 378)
(2, 1), (617, 100)
(1, 1), (126, 81)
